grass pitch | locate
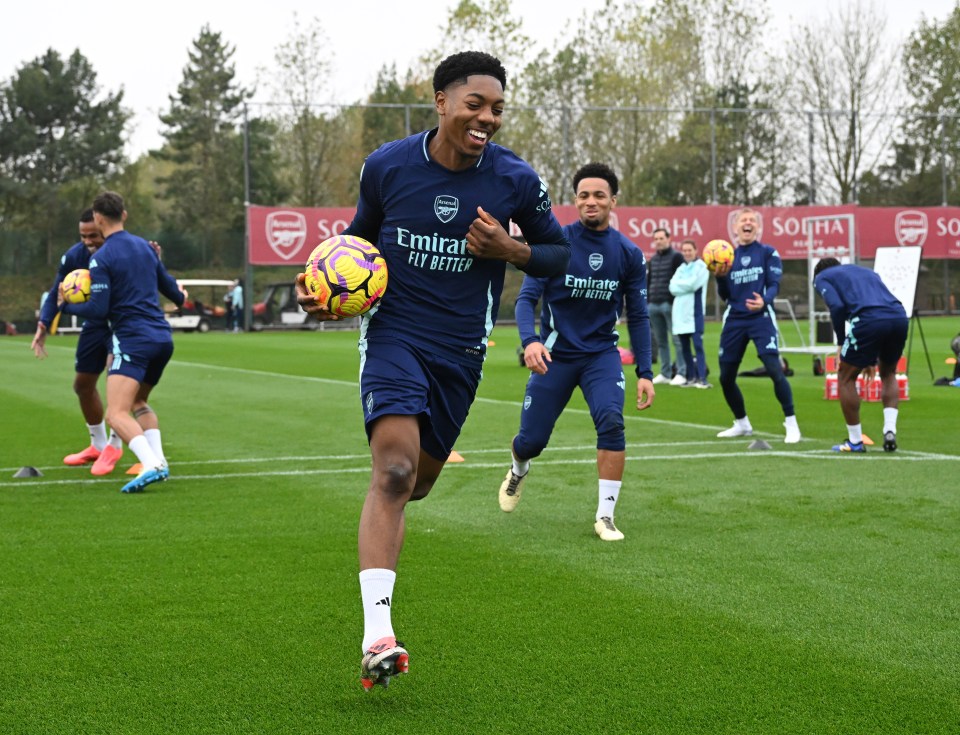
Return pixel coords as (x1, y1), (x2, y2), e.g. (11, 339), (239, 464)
(1, 317), (958, 734)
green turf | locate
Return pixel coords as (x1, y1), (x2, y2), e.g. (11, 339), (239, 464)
(1, 318), (958, 734)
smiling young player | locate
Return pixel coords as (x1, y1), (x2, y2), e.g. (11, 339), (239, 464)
(498, 162), (655, 542)
(296, 51), (571, 690)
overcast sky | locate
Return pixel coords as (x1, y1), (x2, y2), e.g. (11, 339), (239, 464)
(2, 0), (957, 157)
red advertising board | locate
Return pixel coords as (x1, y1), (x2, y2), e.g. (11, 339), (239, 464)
(247, 204), (960, 265)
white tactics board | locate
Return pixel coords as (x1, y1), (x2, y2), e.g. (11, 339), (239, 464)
(873, 246), (922, 317)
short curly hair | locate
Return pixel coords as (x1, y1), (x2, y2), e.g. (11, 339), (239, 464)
(572, 162), (619, 196)
(433, 51), (507, 93)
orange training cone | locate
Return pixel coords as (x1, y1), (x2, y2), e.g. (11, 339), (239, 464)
(446, 451), (465, 463)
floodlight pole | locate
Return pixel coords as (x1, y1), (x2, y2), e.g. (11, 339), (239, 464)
(243, 102), (252, 333)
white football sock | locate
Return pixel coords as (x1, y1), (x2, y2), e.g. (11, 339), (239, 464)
(883, 407), (898, 434)
(737, 416), (753, 432)
(511, 455), (530, 477)
(107, 430), (123, 450)
(847, 423), (863, 444)
(360, 568), (396, 653)
(597, 479), (622, 521)
(128, 435), (162, 471)
(784, 415), (799, 430)
(144, 429), (166, 466)
(88, 422), (108, 451)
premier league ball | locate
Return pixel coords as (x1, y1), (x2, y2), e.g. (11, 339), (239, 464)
(303, 235), (388, 318)
(702, 239), (735, 273)
(61, 268), (92, 304)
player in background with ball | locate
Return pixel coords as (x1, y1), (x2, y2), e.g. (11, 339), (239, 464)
(713, 207), (802, 443)
(813, 257), (908, 452)
(498, 162), (654, 541)
(60, 192), (186, 492)
(296, 51), (570, 690)
(31, 209), (126, 475)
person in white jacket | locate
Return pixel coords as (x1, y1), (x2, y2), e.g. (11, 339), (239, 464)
(669, 239), (711, 388)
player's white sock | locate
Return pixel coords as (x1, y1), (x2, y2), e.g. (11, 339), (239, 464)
(847, 423), (863, 444)
(128, 434), (162, 471)
(107, 431), (123, 450)
(737, 416), (753, 432)
(597, 479), (622, 521)
(144, 429), (166, 467)
(511, 455), (530, 477)
(360, 568), (396, 653)
(882, 407), (898, 434)
(783, 415), (799, 431)
(88, 422), (108, 451)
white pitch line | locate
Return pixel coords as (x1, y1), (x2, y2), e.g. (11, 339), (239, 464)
(2, 448), (958, 489)
(0, 440), (763, 474)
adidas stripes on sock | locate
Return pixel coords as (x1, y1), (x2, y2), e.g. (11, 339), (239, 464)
(360, 568), (396, 653)
(597, 479), (622, 521)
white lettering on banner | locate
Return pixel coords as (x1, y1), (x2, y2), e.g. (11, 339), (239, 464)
(316, 219), (351, 240)
(771, 217), (847, 237)
(935, 216), (960, 237)
(626, 218), (704, 239)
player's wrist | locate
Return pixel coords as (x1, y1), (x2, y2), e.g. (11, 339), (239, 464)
(37, 321), (47, 332)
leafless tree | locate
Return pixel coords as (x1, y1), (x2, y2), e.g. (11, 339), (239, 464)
(784, 0), (902, 203)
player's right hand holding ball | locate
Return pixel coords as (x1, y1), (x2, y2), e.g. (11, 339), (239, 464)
(295, 272), (340, 321)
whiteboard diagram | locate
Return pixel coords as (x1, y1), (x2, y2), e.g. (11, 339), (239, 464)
(873, 246), (922, 317)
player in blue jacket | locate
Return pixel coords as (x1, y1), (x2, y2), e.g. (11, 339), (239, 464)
(62, 192), (186, 493)
(31, 209), (126, 474)
(714, 208), (801, 443)
(813, 257), (908, 452)
(296, 51), (570, 690)
(498, 162), (654, 542)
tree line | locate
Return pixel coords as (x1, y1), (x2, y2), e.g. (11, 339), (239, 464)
(2, 0), (959, 277)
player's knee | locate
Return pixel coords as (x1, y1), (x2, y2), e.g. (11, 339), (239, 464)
(760, 354), (785, 381)
(595, 412), (625, 451)
(512, 434), (545, 462)
(377, 462), (417, 499)
(719, 362), (738, 388)
(104, 406), (124, 430)
(73, 374), (98, 397)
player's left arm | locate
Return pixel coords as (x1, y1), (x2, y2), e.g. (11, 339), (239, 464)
(761, 247), (783, 305)
(814, 276), (848, 344)
(156, 258), (186, 307)
(623, 247), (655, 409)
